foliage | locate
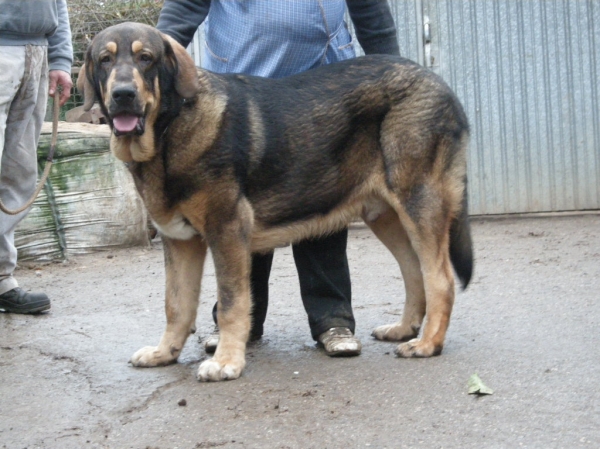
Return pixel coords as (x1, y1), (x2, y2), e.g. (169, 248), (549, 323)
(467, 373), (494, 396)
(69, 0), (164, 67)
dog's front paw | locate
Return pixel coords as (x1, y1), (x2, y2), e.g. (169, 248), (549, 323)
(372, 323), (419, 342)
(130, 346), (178, 367)
(197, 357), (245, 382)
(394, 338), (442, 358)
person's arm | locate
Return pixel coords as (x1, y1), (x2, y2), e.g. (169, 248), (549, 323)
(157, 0), (211, 47)
(346, 0), (400, 56)
(47, 0), (73, 106)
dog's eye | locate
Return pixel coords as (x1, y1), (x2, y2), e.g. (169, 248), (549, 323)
(140, 53), (153, 64)
(99, 55), (111, 64)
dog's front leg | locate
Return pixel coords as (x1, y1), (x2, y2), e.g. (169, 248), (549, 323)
(130, 235), (207, 367)
(197, 203), (252, 381)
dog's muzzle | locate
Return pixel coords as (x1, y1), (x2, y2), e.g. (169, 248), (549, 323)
(110, 86), (145, 136)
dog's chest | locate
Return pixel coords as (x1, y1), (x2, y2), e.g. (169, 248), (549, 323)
(142, 186), (200, 241)
(129, 162), (200, 241)
(151, 213), (198, 240)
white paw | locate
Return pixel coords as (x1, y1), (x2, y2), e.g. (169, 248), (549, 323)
(395, 338), (441, 358)
(372, 323), (419, 342)
(130, 346), (176, 367)
(371, 324), (396, 341)
(197, 358), (244, 382)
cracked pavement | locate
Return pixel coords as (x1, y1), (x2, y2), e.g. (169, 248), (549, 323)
(1, 215), (599, 448)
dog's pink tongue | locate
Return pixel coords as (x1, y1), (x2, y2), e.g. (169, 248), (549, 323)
(113, 115), (139, 133)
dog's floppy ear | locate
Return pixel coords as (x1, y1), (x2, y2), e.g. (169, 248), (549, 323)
(76, 47), (96, 111)
(162, 33), (200, 99)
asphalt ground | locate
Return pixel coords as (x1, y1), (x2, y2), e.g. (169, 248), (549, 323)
(1, 214), (599, 448)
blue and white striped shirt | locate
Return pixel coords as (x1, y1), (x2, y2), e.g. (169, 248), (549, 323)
(201, 1), (356, 78)
(158, 0), (400, 78)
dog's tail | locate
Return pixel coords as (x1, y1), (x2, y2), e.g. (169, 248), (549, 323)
(449, 185), (473, 290)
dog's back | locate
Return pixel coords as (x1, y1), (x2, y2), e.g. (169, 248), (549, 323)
(170, 55), (470, 243)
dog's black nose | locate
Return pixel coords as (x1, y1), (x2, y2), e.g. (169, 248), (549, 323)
(111, 86), (137, 104)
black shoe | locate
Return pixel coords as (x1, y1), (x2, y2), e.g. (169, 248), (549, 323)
(0, 287), (51, 314)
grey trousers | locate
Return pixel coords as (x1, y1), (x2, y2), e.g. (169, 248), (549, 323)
(0, 45), (48, 295)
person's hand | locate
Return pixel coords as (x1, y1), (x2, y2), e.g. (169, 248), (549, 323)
(48, 69), (73, 106)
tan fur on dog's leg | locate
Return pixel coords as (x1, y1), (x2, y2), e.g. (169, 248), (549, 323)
(365, 208), (426, 342)
(198, 287), (250, 381)
(131, 235), (207, 367)
(197, 201), (252, 381)
(394, 221), (455, 358)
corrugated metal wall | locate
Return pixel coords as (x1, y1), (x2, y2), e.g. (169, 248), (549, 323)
(188, 1), (600, 215)
(421, 0), (600, 214)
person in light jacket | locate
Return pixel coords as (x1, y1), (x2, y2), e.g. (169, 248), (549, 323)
(0, 0), (73, 314)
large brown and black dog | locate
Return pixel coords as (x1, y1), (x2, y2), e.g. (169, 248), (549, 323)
(78, 22), (473, 382)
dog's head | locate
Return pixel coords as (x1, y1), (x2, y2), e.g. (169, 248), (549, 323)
(77, 22), (199, 162)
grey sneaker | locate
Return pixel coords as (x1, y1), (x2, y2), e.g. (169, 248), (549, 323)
(203, 327), (220, 354)
(202, 327), (263, 354)
(0, 287), (50, 314)
(317, 327), (362, 357)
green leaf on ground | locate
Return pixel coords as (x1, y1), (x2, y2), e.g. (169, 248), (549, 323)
(468, 373), (494, 395)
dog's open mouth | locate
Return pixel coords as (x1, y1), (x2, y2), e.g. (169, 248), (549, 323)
(112, 114), (145, 136)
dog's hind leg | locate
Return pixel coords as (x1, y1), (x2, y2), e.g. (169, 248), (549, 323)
(130, 235), (207, 367)
(392, 201), (456, 358)
(363, 207), (426, 343)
